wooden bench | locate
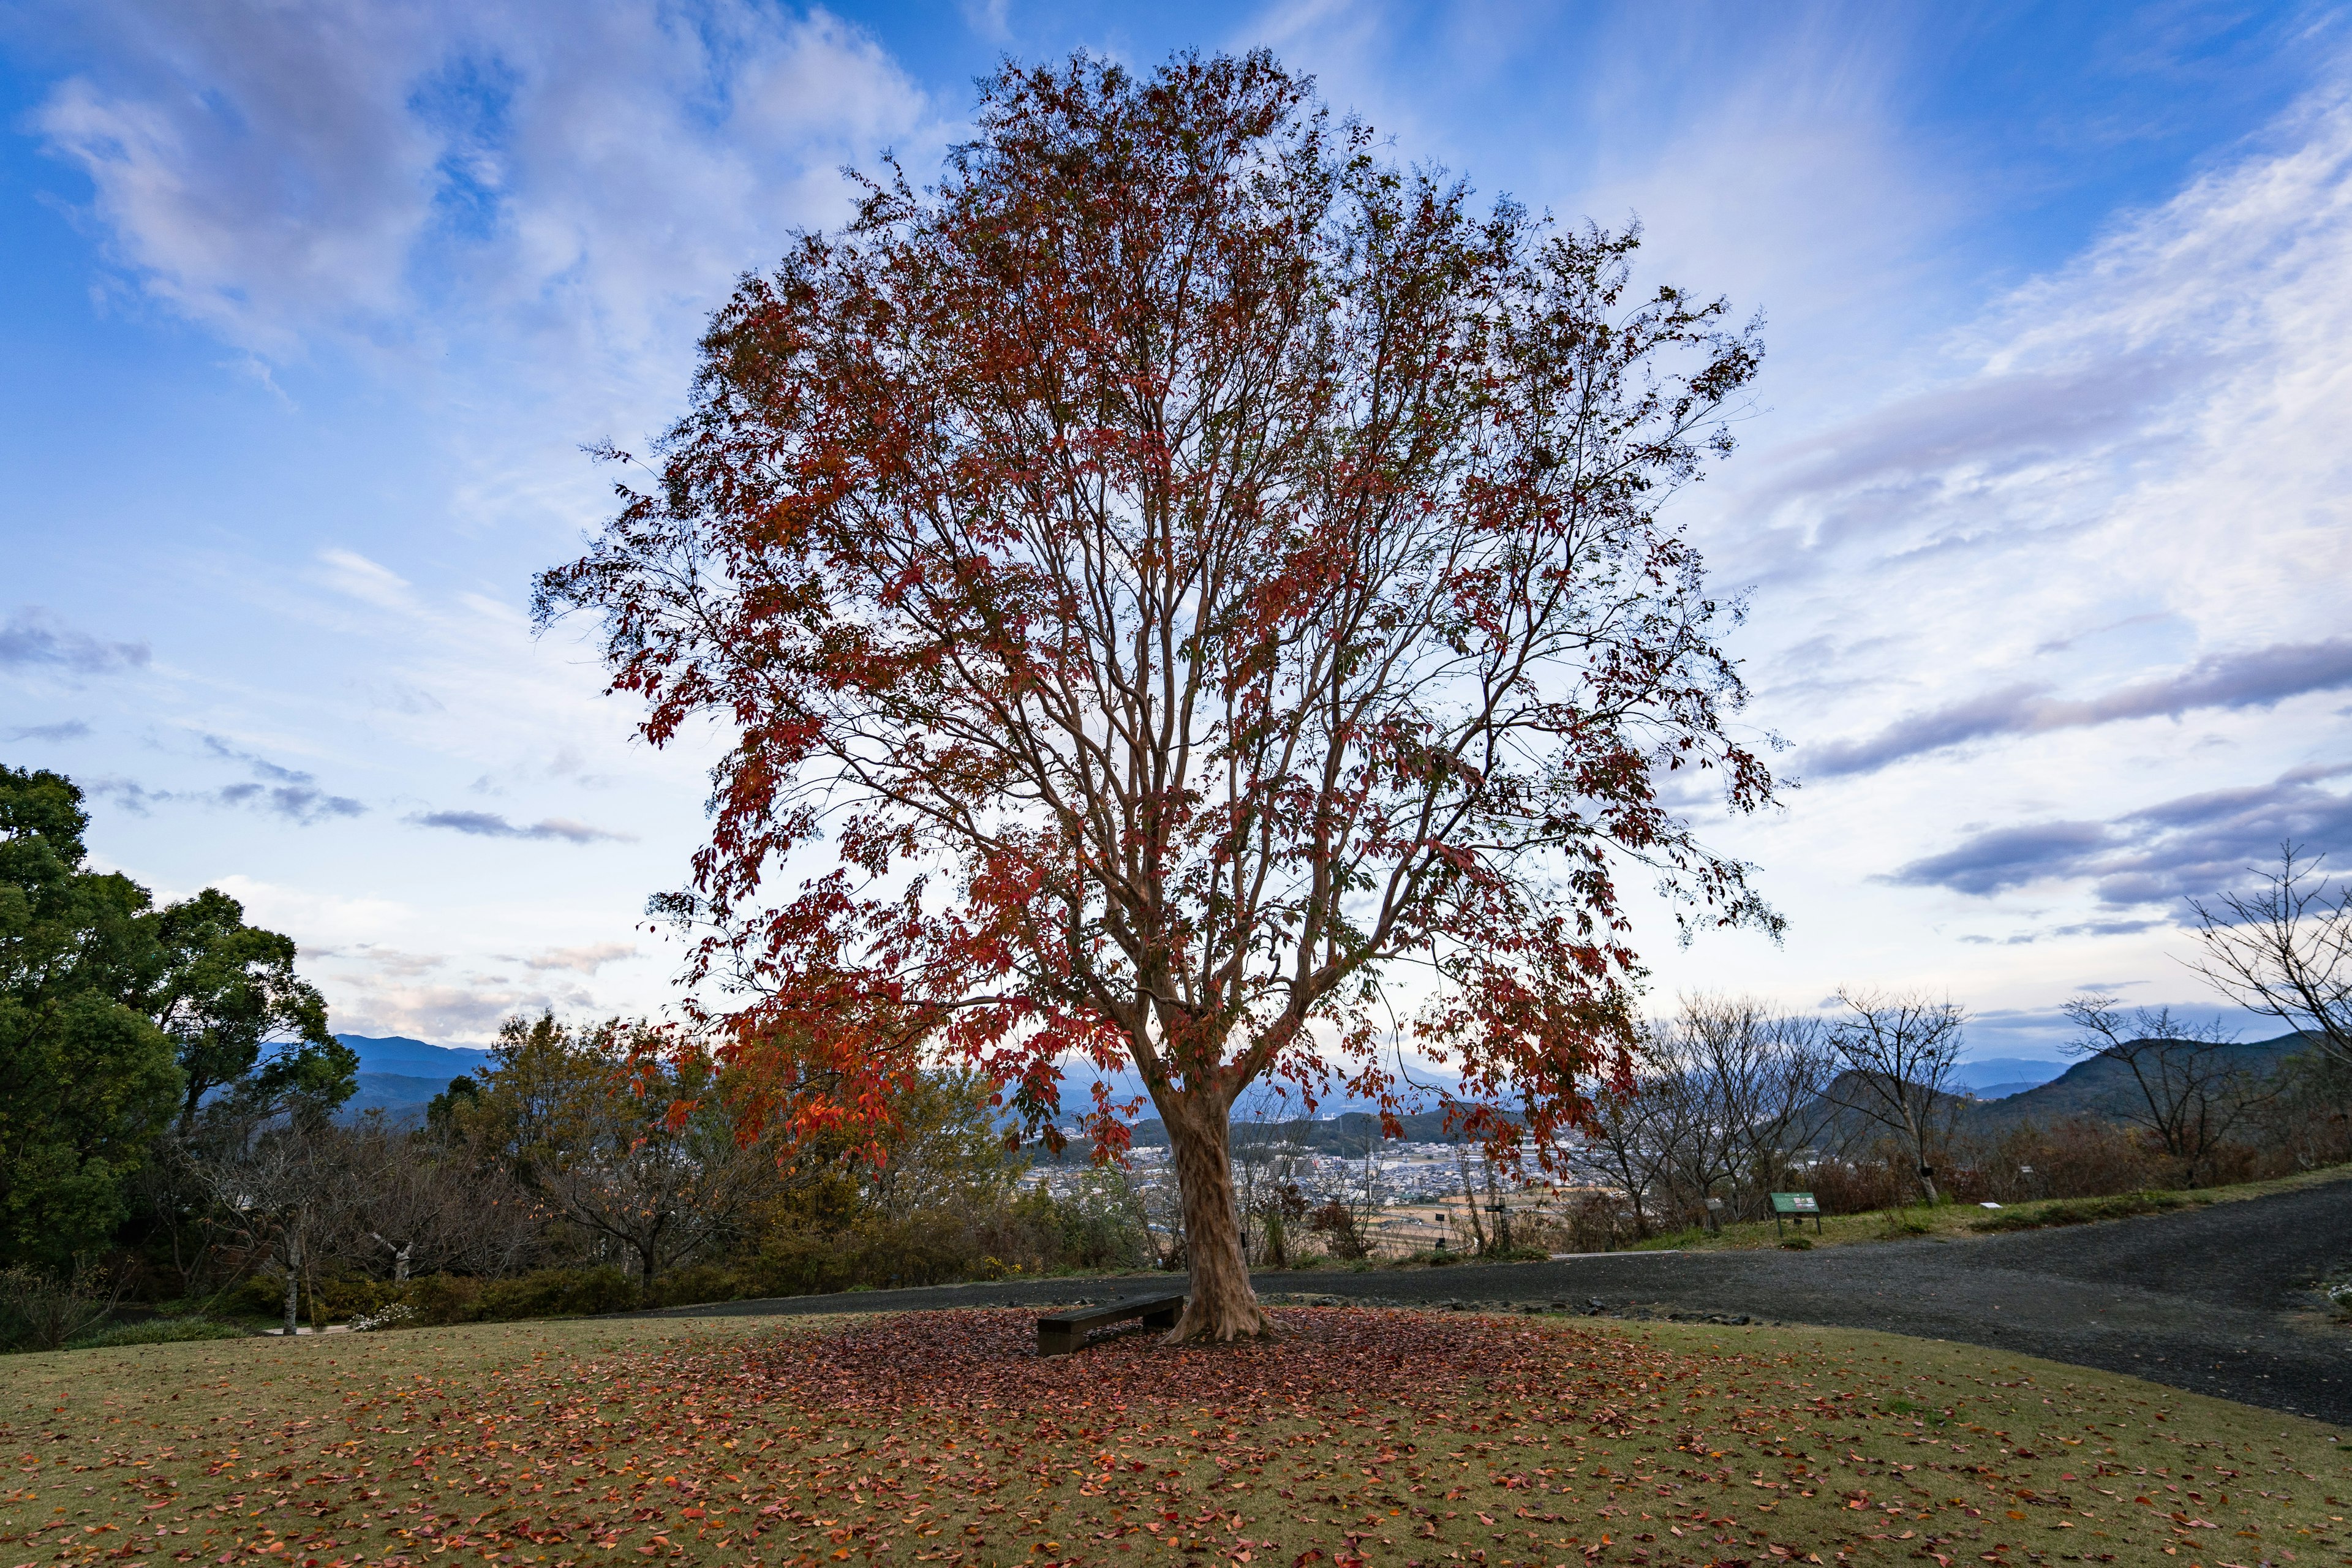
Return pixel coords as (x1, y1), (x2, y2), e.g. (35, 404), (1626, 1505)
(1036, 1293), (1187, 1356)
(1769, 1191), (1823, 1237)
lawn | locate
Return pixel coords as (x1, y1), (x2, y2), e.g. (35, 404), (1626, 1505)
(2, 1306), (2344, 1568)
(1622, 1163), (2352, 1255)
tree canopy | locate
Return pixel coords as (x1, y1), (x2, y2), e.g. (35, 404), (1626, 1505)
(0, 766), (348, 1264)
(538, 50), (1777, 1338)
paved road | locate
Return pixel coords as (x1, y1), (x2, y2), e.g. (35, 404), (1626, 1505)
(644, 1181), (2352, 1427)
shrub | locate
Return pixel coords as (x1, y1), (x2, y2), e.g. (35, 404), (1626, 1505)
(1305, 1201), (1371, 1261)
(475, 1267), (640, 1320)
(404, 1273), (482, 1325)
(311, 1276), (412, 1321)
(642, 1264), (740, 1310)
(65, 1317), (247, 1349)
(0, 1261), (127, 1352)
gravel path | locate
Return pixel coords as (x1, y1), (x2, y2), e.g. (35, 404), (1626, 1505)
(643, 1180), (2352, 1427)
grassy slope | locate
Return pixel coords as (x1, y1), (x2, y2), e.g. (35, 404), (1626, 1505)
(1622, 1161), (2352, 1254)
(2, 1307), (2343, 1568)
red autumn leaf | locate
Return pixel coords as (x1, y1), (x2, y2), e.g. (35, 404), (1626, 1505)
(537, 49), (1775, 1341)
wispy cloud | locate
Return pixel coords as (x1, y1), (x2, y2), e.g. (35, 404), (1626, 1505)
(1810, 637), (2352, 776)
(92, 775), (366, 824)
(1886, 763), (2352, 907)
(29, 0), (937, 377)
(202, 733), (319, 785)
(86, 734), (366, 823)
(0, 608), (149, 674)
(409, 809), (631, 844)
(2, 720), (92, 742)
(516, 941), (638, 973)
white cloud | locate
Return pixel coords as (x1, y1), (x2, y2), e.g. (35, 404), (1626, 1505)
(516, 941), (640, 974)
(1635, 81), (2352, 1036)
(209, 874), (412, 950)
(326, 976), (595, 1042)
(315, 549), (418, 613)
(32, 0), (938, 386)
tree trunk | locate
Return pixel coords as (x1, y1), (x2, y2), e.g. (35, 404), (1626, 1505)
(283, 1228), (302, 1338)
(1163, 1095), (1271, 1343)
(1455, 1148), (1488, 1254)
(1485, 1161), (1514, 1253)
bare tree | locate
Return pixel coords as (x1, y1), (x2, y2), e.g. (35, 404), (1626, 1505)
(2186, 845), (2352, 1081)
(2061, 997), (2278, 1186)
(1635, 1025), (1744, 1231)
(1450, 1139), (1491, 1254)
(1582, 999), (1831, 1234)
(1822, 990), (1966, 1204)
(1575, 1077), (1673, 1237)
(1669, 998), (1836, 1223)
(1227, 1093), (1313, 1267)
(344, 1114), (542, 1282)
(188, 1098), (358, 1335)
(1305, 1118), (1390, 1261)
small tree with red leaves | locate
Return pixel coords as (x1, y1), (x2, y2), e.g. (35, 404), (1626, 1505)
(536, 50), (1779, 1341)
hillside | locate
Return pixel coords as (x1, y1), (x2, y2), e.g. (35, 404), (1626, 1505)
(1959, 1032), (2311, 1129)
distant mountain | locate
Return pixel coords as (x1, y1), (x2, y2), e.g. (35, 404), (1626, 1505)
(1951, 1057), (2067, 1095)
(1787, 1034), (2313, 1144)
(337, 1034), (496, 1078)
(334, 1035), (494, 1125)
(343, 1072), (463, 1126)
(1966, 1081), (2048, 1102)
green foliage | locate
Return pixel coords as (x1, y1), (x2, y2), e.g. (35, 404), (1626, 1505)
(0, 769), (345, 1267)
(148, 886), (349, 1125)
(1002, 1180), (1147, 1270)
(64, 1316), (247, 1349)
(0, 768), (181, 1264)
(453, 1014), (766, 1289)
(475, 1267), (643, 1321)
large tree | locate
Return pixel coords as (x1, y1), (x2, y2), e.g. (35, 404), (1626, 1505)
(0, 766), (181, 1262)
(149, 886), (350, 1127)
(538, 51), (1778, 1340)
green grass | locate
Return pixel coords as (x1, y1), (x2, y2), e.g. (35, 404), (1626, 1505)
(1616, 1161), (2352, 1254)
(1, 1306), (2344, 1567)
(1966, 1191), (2191, 1233)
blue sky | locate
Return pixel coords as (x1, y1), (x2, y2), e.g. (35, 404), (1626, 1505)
(3, 0), (2349, 1057)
